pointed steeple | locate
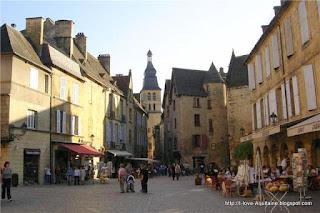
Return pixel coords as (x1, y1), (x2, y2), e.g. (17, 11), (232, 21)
(142, 50), (160, 90)
(204, 62), (224, 83)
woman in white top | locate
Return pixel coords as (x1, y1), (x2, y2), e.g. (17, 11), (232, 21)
(45, 165), (51, 184)
(80, 167), (86, 185)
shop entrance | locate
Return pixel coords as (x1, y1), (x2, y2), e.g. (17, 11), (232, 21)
(24, 149), (40, 184)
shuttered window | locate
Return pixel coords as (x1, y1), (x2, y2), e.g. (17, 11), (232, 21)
(27, 110), (37, 129)
(265, 46), (271, 77)
(71, 115), (75, 135)
(303, 65), (317, 110)
(256, 100), (262, 129)
(60, 76), (66, 100)
(56, 110), (61, 133)
(298, 1), (310, 45)
(281, 84), (288, 120)
(256, 55), (263, 84)
(73, 83), (79, 105)
(78, 117), (81, 136)
(106, 121), (112, 142)
(248, 63), (256, 90)
(285, 80), (293, 118)
(62, 111), (66, 133)
(292, 76), (300, 115)
(271, 33), (280, 69)
(30, 68), (39, 90)
(252, 104), (256, 130)
(284, 18), (294, 56)
(269, 90), (278, 117)
(263, 95), (269, 126)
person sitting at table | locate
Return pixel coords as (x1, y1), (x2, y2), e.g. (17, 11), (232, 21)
(281, 156), (289, 171)
(225, 168), (232, 179)
(230, 167), (237, 177)
(217, 171), (224, 179)
(307, 165), (316, 176)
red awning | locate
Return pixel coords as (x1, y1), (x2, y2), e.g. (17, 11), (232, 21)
(61, 143), (103, 156)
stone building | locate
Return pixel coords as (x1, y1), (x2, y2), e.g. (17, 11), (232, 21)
(1, 22), (52, 184)
(139, 50), (162, 159)
(163, 63), (229, 168)
(112, 71), (148, 158)
(242, 0), (320, 168)
(225, 51), (252, 166)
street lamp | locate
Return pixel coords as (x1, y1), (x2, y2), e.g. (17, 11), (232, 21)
(240, 127), (245, 136)
(269, 112), (277, 125)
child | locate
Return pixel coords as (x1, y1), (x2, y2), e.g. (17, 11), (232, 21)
(126, 175), (135, 192)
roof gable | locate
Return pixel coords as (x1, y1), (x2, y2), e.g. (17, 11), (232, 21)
(226, 54), (249, 88)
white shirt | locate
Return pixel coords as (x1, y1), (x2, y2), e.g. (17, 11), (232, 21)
(249, 167), (255, 184)
(45, 168), (51, 175)
(74, 169), (80, 176)
(281, 159), (287, 170)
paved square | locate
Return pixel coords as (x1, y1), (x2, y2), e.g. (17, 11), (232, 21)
(1, 176), (319, 213)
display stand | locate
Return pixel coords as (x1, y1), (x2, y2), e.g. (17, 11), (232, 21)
(255, 151), (264, 201)
(292, 148), (309, 201)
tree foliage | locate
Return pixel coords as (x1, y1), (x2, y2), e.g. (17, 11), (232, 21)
(233, 140), (253, 160)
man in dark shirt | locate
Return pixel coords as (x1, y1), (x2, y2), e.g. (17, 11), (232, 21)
(140, 164), (148, 193)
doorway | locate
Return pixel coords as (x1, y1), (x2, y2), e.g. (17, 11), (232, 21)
(24, 149), (40, 184)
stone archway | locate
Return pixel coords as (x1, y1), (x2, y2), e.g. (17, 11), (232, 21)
(271, 144), (278, 167)
(280, 143), (289, 160)
(294, 141), (304, 153)
(263, 145), (270, 166)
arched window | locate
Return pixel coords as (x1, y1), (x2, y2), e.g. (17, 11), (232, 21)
(148, 93), (151, 101)
(153, 93), (156, 101)
(153, 104), (156, 111)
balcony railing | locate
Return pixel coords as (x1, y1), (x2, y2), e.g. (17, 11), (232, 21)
(108, 111), (115, 119)
(120, 115), (126, 123)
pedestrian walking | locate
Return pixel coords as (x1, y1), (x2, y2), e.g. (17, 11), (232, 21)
(118, 164), (127, 193)
(1, 162), (12, 202)
(140, 164), (148, 193)
(125, 163), (135, 192)
(171, 163), (176, 180)
(74, 167), (80, 185)
(55, 165), (61, 184)
(175, 163), (181, 180)
(44, 165), (51, 184)
(66, 166), (73, 186)
(80, 167), (86, 185)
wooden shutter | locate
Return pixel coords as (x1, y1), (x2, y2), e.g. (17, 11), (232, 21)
(263, 95), (269, 126)
(269, 90), (278, 117)
(271, 33), (280, 69)
(201, 134), (207, 149)
(292, 76), (300, 115)
(60, 76), (66, 100)
(30, 68), (39, 90)
(265, 46), (271, 77)
(192, 135), (196, 148)
(284, 18), (294, 56)
(56, 110), (61, 133)
(256, 55), (263, 84)
(256, 100), (262, 129)
(119, 125), (122, 141)
(252, 104), (255, 130)
(281, 84), (288, 120)
(285, 80), (293, 117)
(71, 115), (75, 135)
(78, 117), (81, 136)
(113, 122), (116, 142)
(303, 65), (317, 110)
(248, 63), (256, 90)
(73, 83), (79, 105)
(299, 1), (310, 45)
(62, 111), (66, 133)
(106, 121), (111, 142)
(123, 125), (126, 143)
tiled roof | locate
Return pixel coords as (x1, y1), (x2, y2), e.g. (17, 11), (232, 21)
(226, 54), (249, 88)
(1, 24), (50, 72)
(112, 75), (130, 97)
(41, 44), (84, 81)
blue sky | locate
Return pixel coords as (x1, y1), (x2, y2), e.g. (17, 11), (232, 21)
(1, 0), (280, 93)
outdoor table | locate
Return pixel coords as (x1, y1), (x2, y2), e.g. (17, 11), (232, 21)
(264, 189), (289, 213)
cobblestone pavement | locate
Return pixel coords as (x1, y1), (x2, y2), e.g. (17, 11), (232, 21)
(1, 176), (319, 213)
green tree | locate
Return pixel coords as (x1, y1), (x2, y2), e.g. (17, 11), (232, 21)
(233, 141), (253, 160)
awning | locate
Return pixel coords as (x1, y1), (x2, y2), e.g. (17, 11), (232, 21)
(61, 143), (104, 156)
(107, 150), (133, 157)
(240, 125), (280, 142)
(127, 158), (160, 163)
(287, 114), (320, 137)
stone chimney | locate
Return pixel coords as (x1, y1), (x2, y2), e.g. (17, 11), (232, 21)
(25, 17), (44, 55)
(75, 32), (87, 60)
(11, 23), (16, 29)
(261, 25), (269, 33)
(54, 20), (74, 58)
(98, 54), (110, 74)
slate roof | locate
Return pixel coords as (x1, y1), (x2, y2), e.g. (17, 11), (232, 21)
(162, 80), (171, 108)
(133, 93), (140, 102)
(134, 96), (147, 114)
(1, 24), (50, 72)
(112, 75), (130, 97)
(41, 44), (84, 81)
(172, 62), (224, 97)
(226, 53), (249, 88)
(142, 61), (161, 90)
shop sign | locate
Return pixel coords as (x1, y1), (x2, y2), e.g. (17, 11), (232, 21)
(25, 149), (41, 155)
(288, 121), (320, 137)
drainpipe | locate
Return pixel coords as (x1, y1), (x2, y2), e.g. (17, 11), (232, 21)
(49, 71), (53, 183)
